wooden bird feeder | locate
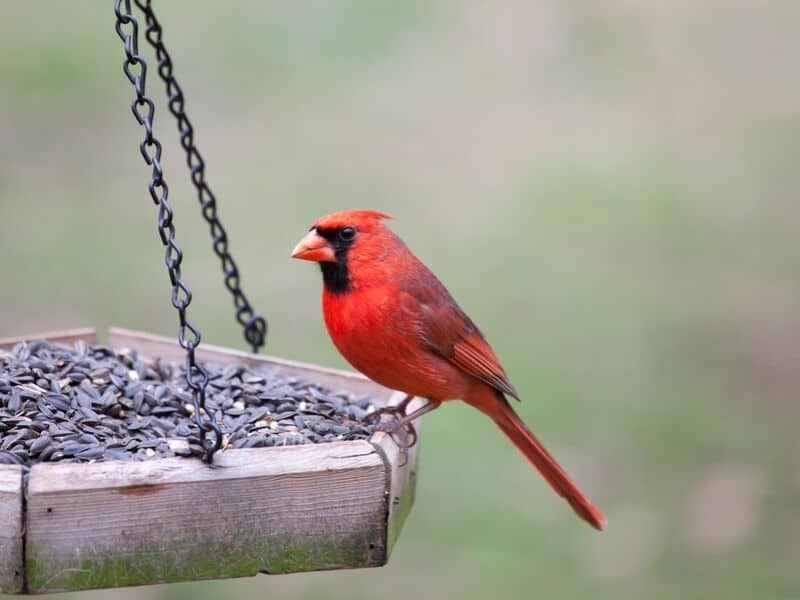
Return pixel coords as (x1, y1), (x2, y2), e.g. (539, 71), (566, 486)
(0, 327), (421, 594)
(2, 1), (423, 593)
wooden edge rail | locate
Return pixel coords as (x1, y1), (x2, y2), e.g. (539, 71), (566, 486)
(25, 442), (387, 592)
(107, 327), (382, 397)
(0, 327), (422, 593)
(0, 466), (23, 593)
(0, 328), (97, 351)
(369, 399), (422, 553)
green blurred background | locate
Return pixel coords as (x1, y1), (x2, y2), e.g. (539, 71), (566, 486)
(1, 2), (799, 599)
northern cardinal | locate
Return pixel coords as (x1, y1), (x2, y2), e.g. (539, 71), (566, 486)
(292, 209), (605, 530)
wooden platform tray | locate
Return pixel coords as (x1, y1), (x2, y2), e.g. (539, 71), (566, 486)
(0, 327), (420, 594)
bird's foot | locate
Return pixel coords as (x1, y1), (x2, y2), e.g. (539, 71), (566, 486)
(363, 393), (414, 423)
(374, 418), (418, 466)
(374, 417), (419, 446)
(363, 405), (402, 423)
(365, 395), (439, 467)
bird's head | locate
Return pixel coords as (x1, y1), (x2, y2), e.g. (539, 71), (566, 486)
(291, 209), (396, 294)
(291, 209), (392, 263)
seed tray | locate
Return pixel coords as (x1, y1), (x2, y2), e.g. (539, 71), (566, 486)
(0, 339), (380, 466)
(0, 327), (421, 594)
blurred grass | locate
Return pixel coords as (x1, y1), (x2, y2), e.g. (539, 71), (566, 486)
(1, 1), (799, 599)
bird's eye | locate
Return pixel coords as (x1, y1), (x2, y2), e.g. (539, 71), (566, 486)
(339, 227), (356, 241)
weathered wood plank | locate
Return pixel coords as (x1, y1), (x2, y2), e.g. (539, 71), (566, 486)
(107, 327), (393, 401)
(369, 391), (423, 555)
(0, 328), (96, 350)
(26, 441), (387, 593)
(0, 466), (24, 594)
(108, 327), (421, 558)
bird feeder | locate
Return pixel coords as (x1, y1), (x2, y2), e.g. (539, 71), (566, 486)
(1, 2), (423, 592)
(0, 327), (421, 594)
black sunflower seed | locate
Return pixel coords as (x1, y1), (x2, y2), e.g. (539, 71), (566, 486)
(0, 339), (378, 466)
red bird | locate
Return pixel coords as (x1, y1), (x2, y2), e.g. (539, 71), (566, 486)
(292, 209), (605, 530)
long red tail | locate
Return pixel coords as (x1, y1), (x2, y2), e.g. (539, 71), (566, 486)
(483, 394), (606, 530)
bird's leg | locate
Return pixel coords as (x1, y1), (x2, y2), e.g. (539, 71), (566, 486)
(373, 400), (440, 448)
(364, 393), (415, 422)
(374, 400), (440, 466)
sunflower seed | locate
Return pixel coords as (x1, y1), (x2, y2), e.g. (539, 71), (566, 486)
(0, 339), (379, 466)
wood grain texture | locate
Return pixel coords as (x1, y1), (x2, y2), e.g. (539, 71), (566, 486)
(0, 328), (96, 351)
(369, 391), (423, 554)
(26, 441), (387, 593)
(0, 466), (23, 594)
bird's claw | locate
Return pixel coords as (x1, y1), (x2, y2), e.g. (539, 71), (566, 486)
(373, 418), (418, 445)
(365, 395), (423, 466)
(373, 417), (418, 466)
(364, 393), (415, 424)
(364, 405), (400, 423)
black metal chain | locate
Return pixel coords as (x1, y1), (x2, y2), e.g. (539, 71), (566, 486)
(113, 0), (221, 461)
(133, 0), (267, 354)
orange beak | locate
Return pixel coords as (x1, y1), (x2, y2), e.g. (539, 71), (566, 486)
(291, 230), (336, 262)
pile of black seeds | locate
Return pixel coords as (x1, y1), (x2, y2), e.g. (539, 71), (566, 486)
(0, 339), (379, 467)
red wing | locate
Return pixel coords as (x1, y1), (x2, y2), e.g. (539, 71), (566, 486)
(399, 265), (519, 400)
(450, 331), (519, 399)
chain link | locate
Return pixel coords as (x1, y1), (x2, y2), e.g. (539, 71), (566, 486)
(133, 0), (267, 353)
(114, 0), (221, 461)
